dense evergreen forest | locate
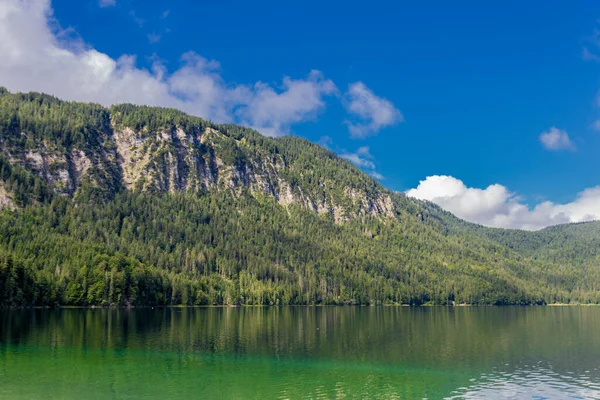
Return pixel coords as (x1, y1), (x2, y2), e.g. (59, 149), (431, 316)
(0, 89), (599, 306)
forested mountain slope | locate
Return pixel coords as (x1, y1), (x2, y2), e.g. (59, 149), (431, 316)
(422, 203), (600, 266)
(0, 89), (598, 306)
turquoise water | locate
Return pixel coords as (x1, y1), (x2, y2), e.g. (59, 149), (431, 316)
(1, 307), (599, 399)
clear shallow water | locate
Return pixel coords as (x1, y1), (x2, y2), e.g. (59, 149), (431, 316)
(1, 307), (599, 399)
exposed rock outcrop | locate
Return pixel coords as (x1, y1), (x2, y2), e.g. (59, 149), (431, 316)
(0, 103), (397, 223)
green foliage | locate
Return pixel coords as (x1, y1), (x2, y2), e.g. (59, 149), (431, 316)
(110, 104), (211, 135)
(423, 201), (600, 268)
(0, 91), (109, 150)
(0, 91), (598, 307)
(0, 155), (53, 206)
(0, 91), (121, 199)
(0, 189), (596, 307)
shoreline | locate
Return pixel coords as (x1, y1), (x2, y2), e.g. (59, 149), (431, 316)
(2, 303), (599, 310)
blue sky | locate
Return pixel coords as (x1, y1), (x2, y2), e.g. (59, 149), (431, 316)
(1, 0), (600, 229)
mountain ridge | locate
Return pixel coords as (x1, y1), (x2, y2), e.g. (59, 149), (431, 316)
(0, 90), (400, 223)
(0, 89), (598, 307)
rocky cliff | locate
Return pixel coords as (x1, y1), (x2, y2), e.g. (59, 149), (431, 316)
(0, 90), (396, 222)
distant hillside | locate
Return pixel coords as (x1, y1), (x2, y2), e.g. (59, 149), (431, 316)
(423, 202), (600, 266)
(0, 89), (598, 307)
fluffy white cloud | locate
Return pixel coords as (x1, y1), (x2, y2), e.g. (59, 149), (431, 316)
(0, 0), (336, 137)
(406, 175), (600, 230)
(344, 82), (403, 138)
(539, 127), (576, 151)
(340, 146), (384, 179)
(237, 71), (337, 137)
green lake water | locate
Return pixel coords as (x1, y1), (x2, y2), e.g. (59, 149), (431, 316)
(1, 307), (600, 399)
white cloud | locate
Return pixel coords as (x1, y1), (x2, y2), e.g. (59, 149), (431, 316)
(0, 0), (336, 137)
(341, 146), (375, 169)
(539, 127), (576, 151)
(406, 175), (600, 230)
(236, 70), (337, 137)
(340, 146), (384, 180)
(344, 81), (403, 138)
(592, 120), (600, 131)
(99, 0), (115, 8)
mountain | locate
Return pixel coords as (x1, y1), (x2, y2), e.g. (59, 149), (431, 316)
(424, 203), (600, 266)
(0, 89), (598, 307)
(0, 90), (395, 220)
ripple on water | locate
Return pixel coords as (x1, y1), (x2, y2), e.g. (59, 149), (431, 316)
(447, 365), (600, 400)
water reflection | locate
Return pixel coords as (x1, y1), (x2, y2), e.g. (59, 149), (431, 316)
(1, 307), (600, 399)
(447, 364), (600, 399)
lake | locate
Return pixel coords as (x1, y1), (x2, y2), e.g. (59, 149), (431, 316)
(1, 307), (599, 399)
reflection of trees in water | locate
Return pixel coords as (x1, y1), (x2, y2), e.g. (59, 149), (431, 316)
(2, 307), (600, 372)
